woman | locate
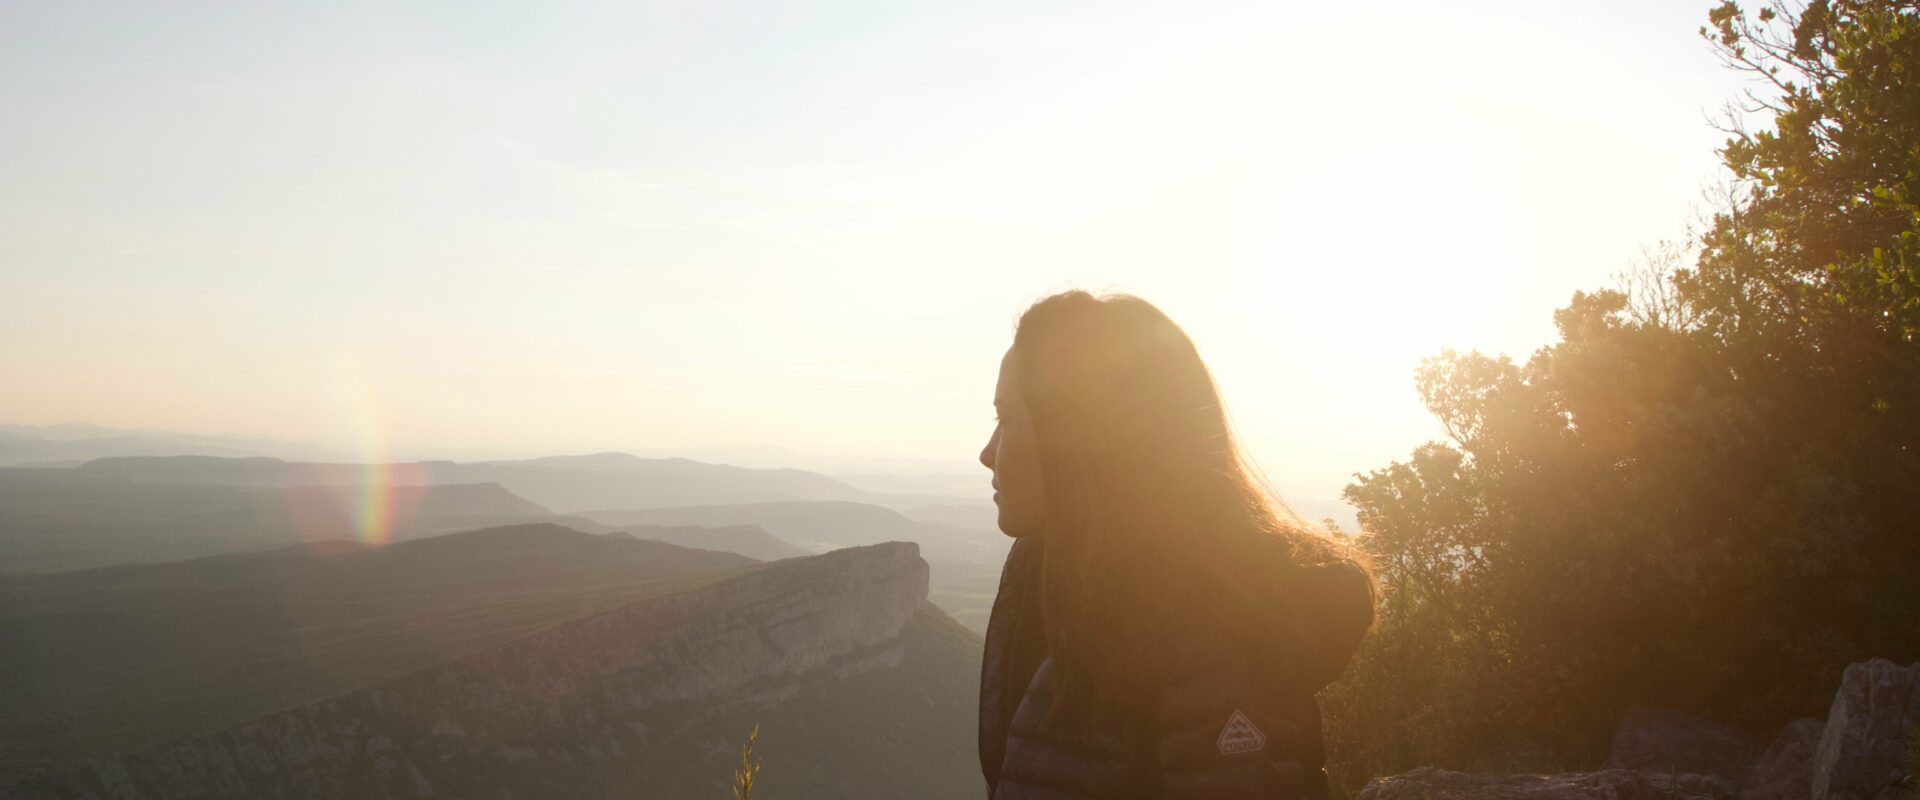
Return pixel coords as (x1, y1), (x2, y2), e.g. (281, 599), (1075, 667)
(976, 290), (1376, 799)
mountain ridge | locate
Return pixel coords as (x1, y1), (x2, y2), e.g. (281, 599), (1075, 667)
(0, 523), (761, 769)
(0, 539), (982, 800)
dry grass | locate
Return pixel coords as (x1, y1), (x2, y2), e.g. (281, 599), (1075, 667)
(732, 724), (762, 800)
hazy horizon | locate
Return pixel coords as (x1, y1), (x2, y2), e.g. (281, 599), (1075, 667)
(0, 419), (993, 479)
(1, 0), (1753, 504)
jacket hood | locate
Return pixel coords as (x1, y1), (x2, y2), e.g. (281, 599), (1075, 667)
(1225, 532), (1377, 693)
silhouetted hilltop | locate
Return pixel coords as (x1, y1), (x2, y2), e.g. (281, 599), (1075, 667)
(1, 541), (984, 800)
(0, 523), (756, 771)
(587, 499), (1013, 633)
(623, 523), (813, 561)
(0, 468), (598, 573)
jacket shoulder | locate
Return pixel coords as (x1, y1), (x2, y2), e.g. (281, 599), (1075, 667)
(1135, 611), (1334, 798)
(1141, 654), (1328, 796)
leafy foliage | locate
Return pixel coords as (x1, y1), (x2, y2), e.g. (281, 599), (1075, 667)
(1321, 0), (1920, 786)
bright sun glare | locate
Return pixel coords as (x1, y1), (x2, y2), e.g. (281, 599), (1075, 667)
(1, 0), (1738, 506)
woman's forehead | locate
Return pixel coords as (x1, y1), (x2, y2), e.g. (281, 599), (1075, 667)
(996, 349), (1020, 401)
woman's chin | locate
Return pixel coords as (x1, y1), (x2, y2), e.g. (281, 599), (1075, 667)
(995, 512), (1039, 538)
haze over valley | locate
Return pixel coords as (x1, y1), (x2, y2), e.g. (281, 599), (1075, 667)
(0, 427), (995, 798)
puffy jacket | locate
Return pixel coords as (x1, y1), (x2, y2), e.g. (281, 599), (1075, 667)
(977, 530), (1374, 799)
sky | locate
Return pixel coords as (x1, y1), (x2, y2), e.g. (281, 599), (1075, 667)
(0, 0), (1754, 504)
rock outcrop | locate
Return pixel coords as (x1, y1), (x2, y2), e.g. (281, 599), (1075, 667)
(1744, 718), (1824, 800)
(1811, 659), (1920, 800)
(1606, 707), (1763, 782)
(0, 541), (972, 800)
(1359, 659), (1918, 800)
(1357, 766), (1736, 800)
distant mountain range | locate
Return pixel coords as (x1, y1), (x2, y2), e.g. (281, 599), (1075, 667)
(73, 452), (979, 511)
(620, 524), (813, 561)
(0, 424), (339, 467)
(0, 423), (993, 500)
(584, 500), (1008, 563)
(1, 454), (1011, 631)
(0, 530), (981, 800)
(3, 452), (1012, 625)
(0, 468), (611, 573)
(0, 422), (1349, 528)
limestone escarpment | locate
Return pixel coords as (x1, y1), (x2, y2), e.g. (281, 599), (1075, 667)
(2, 541), (953, 800)
(0, 523), (756, 767)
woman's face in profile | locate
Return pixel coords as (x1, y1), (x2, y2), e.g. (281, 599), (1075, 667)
(980, 347), (1045, 537)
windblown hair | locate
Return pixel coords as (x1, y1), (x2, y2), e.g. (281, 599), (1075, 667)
(1010, 289), (1368, 731)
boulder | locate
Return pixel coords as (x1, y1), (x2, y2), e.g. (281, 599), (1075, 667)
(1811, 659), (1920, 800)
(1468, 738), (1565, 775)
(1355, 658), (1920, 800)
(1356, 766), (1738, 800)
(1606, 706), (1765, 783)
(1743, 718), (1824, 800)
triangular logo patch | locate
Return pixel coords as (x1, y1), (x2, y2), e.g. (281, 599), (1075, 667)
(1215, 708), (1266, 755)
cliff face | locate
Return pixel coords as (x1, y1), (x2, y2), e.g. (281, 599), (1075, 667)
(4, 541), (966, 800)
(0, 524), (758, 767)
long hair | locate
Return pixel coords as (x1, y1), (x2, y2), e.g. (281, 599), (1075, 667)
(1010, 289), (1363, 731)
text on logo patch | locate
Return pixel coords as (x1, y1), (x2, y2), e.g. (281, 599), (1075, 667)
(1215, 708), (1266, 755)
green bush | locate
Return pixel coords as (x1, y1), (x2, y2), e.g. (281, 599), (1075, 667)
(1322, 0), (1920, 788)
